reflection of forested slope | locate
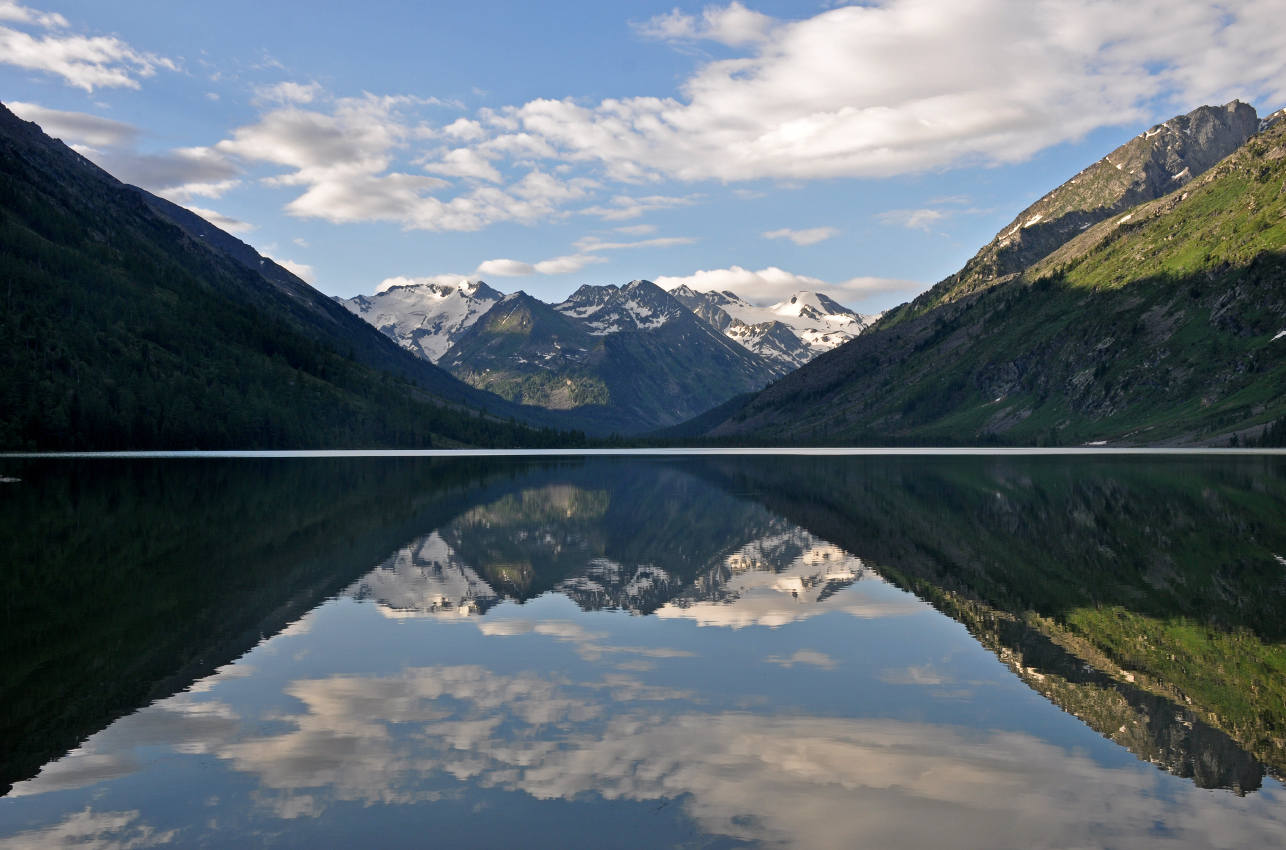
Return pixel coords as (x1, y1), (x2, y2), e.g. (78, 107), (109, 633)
(688, 455), (1286, 787)
(435, 461), (787, 612)
(0, 456), (535, 794)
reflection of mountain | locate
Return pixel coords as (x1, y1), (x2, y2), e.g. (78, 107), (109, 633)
(657, 531), (868, 628)
(341, 467), (872, 621)
(345, 533), (500, 618)
(687, 455), (1286, 789)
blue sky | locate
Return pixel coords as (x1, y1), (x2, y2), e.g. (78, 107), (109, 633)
(3, 0), (1285, 313)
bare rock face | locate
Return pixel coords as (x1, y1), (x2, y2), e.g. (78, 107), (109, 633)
(919, 100), (1261, 308)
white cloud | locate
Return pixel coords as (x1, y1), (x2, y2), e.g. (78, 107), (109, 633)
(216, 97), (594, 232)
(7, 100), (137, 147)
(0, 7), (176, 92)
(7, 102), (242, 202)
(878, 208), (947, 231)
(878, 197), (984, 232)
(0, 1), (67, 28)
(474, 253), (606, 278)
(468, 1), (1286, 185)
(270, 257), (315, 283)
(579, 194), (699, 221)
(185, 206), (254, 235)
(573, 235), (697, 252)
(253, 81), (324, 106)
(442, 117), (486, 141)
(634, 2), (775, 47)
(422, 147), (502, 182)
(656, 265), (922, 305)
(474, 258), (535, 277)
(534, 254), (605, 275)
(762, 226), (838, 246)
(615, 224), (657, 235)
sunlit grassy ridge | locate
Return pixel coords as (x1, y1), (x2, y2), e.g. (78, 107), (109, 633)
(715, 121), (1286, 445)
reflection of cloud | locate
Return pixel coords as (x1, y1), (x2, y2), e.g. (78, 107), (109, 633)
(0, 808), (175, 849)
(765, 650), (836, 670)
(16, 664), (1284, 849)
(479, 618), (695, 663)
(880, 665), (950, 686)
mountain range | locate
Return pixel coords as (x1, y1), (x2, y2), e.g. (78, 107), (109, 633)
(2, 94), (1282, 448)
(339, 277), (874, 432)
(698, 100), (1286, 446)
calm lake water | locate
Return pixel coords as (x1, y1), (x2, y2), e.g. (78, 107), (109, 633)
(1, 453), (1283, 848)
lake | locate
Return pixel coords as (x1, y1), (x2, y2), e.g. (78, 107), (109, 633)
(1, 452), (1283, 848)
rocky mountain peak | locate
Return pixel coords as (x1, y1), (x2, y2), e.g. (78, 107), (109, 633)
(903, 99), (1265, 316)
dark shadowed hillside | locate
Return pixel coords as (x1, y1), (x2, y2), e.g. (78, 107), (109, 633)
(0, 102), (581, 449)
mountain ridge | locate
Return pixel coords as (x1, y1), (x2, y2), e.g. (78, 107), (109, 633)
(701, 101), (1286, 446)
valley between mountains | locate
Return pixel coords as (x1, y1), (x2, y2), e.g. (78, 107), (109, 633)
(1, 97), (1283, 448)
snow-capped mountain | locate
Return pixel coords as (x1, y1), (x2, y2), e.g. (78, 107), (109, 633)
(440, 280), (779, 432)
(345, 532), (501, 618)
(670, 286), (878, 371)
(338, 275), (872, 432)
(553, 279), (689, 334)
(338, 279), (503, 363)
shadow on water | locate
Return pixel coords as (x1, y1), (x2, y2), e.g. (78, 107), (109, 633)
(2, 453), (1284, 799)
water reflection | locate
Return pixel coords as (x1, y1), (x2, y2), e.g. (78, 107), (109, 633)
(1, 454), (1283, 848)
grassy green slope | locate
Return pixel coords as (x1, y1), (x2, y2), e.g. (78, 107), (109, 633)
(714, 120), (1286, 446)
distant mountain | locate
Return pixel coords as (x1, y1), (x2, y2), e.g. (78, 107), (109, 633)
(670, 286), (876, 371)
(0, 101), (576, 449)
(702, 101), (1286, 446)
(440, 281), (779, 433)
(341, 276), (869, 430)
(337, 279), (503, 362)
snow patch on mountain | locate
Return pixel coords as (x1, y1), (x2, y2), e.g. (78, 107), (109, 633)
(554, 280), (686, 336)
(669, 285), (878, 369)
(338, 279), (503, 363)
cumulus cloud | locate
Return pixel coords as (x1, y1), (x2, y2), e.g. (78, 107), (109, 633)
(216, 96), (598, 232)
(475, 253), (606, 278)
(465, 1), (1286, 185)
(633, 1), (776, 47)
(422, 147), (502, 182)
(762, 226), (838, 246)
(7, 101), (242, 205)
(656, 265), (923, 306)
(0, 4), (176, 92)
(269, 257), (315, 282)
